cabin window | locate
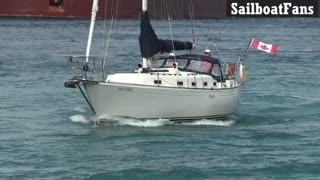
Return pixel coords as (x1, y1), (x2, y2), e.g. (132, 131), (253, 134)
(213, 82), (217, 86)
(175, 59), (188, 68)
(211, 64), (221, 76)
(151, 59), (165, 68)
(187, 60), (212, 74)
(177, 81), (183, 86)
(187, 60), (201, 71)
(164, 58), (176, 67)
(192, 82), (197, 86)
(154, 80), (162, 84)
(200, 62), (212, 73)
(203, 82), (208, 86)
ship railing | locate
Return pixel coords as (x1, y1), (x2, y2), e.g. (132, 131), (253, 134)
(233, 62), (246, 85)
(220, 61), (246, 86)
(65, 56), (105, 81)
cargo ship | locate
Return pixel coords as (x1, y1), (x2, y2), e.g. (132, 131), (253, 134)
(0, 0), (227, 19)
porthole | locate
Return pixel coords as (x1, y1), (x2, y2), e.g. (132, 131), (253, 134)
(177, 81), (183, 86)
(154, 80), (162, 84)
(49, 0), (62, 6)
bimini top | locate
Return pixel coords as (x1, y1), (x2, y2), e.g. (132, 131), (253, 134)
(160, 54), (221, 64)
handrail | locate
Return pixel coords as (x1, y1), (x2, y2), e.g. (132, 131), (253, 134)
(65, 56), (105, 81)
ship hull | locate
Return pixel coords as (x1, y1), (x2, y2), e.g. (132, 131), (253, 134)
(84, 82), (242, 121)
(0, 0), (226, 19)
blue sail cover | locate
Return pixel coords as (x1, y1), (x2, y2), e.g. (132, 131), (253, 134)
(139, 11), (193, 58)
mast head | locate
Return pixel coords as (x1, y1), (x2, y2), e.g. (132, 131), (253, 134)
(142, 0), (148, 12)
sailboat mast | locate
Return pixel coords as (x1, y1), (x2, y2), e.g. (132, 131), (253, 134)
(142, 0), (150, 68)
(142, 0), (148, 11)
(85, 0), (99, 63)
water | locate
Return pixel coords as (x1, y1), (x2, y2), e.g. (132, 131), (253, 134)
(1, 17), (320, 179)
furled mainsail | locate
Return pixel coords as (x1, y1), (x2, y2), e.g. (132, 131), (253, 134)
(139, 11), (193, 58)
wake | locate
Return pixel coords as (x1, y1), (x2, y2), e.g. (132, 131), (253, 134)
(69, 107), (236, 127)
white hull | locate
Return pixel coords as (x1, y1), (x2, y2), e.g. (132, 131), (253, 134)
(84, 82), (243, 121)
(64, 0), (248, 123)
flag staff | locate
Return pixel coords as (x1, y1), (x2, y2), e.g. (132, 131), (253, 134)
(242, 35), (255, 60)
(236, 36), (254, 74)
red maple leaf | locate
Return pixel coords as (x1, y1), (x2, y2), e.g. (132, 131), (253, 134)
(260, 45), (269, 50)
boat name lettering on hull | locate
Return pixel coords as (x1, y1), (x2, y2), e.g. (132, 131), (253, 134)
(209, 94), (215, 99)
(116, 87), (133, 92)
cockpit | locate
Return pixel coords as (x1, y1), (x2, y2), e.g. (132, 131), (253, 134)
(152, 54), (223, 77)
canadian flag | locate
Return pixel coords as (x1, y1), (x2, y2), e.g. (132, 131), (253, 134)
(250, 38), (278, 54)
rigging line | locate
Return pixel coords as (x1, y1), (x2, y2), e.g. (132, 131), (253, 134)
(159, 0), (162, 19)
(110, 0), (114, 16)
(102, 0), (119, 80)
(162, 0), (166, 20)
(94, 23), (140, 65)
(211, 40), (229, 66)
(180, 0), (184, 19)
(173, 0), (180, 19)
(165, 0), (176, 58)
(153, 0), (156, 19)
(168, 17), (175, 56)
(185, 4), (205, 87)
(161, 0), (165, 19)
(104, 38), (140, 63)
(191, 0), (195, 22)
(190, 0), (196, 45)
(175, 0), (179, 19)
(206, 30), (229, 65)
(171, 0), (176, 19)
(165, 0), (170, 17)
(206, 30), (212, 49)
(102, 16), (114, 79)
(178, 0), (182, 19)
(210, 41), (232, 83)
(100, 0), (109, 58)
(99, 0), (113, 58)
(189, 2), (195, 46)
(208, 34), (230, 81)
(192, 32), (206, 87)
(114, 0), (120, 26)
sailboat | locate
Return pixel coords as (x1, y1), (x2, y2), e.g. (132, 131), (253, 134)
(64, 0), (246, 122)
